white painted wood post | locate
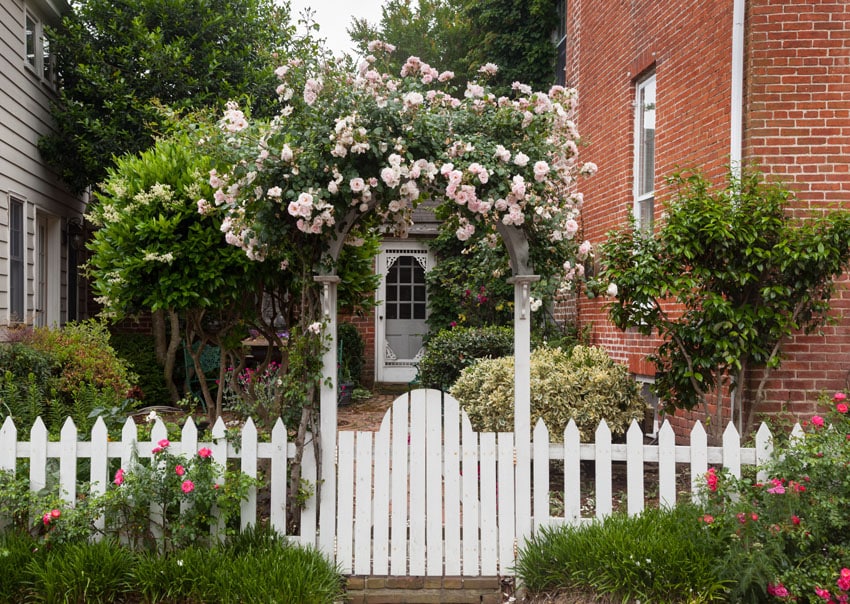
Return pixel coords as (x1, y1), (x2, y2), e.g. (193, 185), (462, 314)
(314, 275), (340, 556)
(508, 275), (539, 550)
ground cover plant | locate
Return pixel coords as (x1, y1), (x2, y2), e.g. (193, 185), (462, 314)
(516, 391), (850, 603)
(0, 527), (343, 604)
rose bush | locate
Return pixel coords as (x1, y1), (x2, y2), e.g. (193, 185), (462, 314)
(699, 392), (850, 603)
(201, 42), (595, 283)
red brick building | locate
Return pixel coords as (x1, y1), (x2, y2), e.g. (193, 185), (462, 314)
(566, 0), (850, 433)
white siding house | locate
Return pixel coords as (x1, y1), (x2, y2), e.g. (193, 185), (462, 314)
(1, 0), (85, 335)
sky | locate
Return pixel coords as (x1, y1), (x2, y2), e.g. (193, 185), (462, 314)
(287, 0), (387, 57)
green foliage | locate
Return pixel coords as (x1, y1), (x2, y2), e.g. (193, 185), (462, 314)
(338, 322), (365, 384)
(0, 323), (135, 435)
(40, 0), (294, 193)
(87, 131), (271, 320)
(27, 539), (136, 603)
(463, 0), (560, 96)
(450, 345), (646, 440)
(0, 529), (342, 604)
(418, 326), (514, 389)
(425, 228), (515, 331)
(109, 333), (170, 405)
(698, 393), (850, 602)
(349, 0), (473, 85)
(599, 168), (850, 427)
(517, 505), (730, 603)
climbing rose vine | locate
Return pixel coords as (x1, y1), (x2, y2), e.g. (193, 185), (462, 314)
(202, 42), (595, 281)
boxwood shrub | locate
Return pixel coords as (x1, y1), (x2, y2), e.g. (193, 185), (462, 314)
(450, 345), (647, 440)
(417, 326), (514, 390)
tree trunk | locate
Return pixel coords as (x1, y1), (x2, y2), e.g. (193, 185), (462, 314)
(163, 310), (181, 403)
(152, 309), (167, 366)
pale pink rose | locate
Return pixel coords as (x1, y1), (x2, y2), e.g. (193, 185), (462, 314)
(514, 152), (529, 167)
(350, 178), (365, 193)
(533, 160), (550, 182)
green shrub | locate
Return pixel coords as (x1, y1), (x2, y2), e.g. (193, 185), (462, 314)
(1, 321), (138, 434)
(0, 344), (60, 429)
(450, 345), (646, 440)
(110, 332), (170, 405)
(516, 505), (730, 602)
(418, 326), (514, 389)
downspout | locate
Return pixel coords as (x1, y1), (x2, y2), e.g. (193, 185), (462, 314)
(730, 0), (746, 432)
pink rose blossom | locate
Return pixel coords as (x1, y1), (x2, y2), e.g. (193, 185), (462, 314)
(181, 480), (195, 494)
(837, 402), (848, 414)
(767, 582), (790, 597)
(198, 447), (212, 459)
(51, 508), (61, 519)
(812, 415), (825, 428)
(175, 465), (185, 476)
(114, 468), (125, 486)
(158, 439), (170, 448)
(834, 392), (847, 402)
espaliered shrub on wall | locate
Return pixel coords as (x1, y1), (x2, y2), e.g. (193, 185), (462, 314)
(450, 345), (646, 440)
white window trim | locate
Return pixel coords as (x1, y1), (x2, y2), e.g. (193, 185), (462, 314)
(633, 72), (656, 229)
(23, 7), (56, 86)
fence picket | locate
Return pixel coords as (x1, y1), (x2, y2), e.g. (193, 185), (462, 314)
(240, 418), (258, 530)
(443, 395), (462, 576)
(354, 431), (374, 575)
(626, 421), (644, 516)
(479, 432), (498, 575)
(461, 412), (479, 576)
(120, 417), (137, 471)
(690, 422), (708, 503)
(90, 418), (109, 534)
(497, 432), (516, 575)
(336, 430), (355, 574)
(372, 412), (391, 575)
(389, 397), (409, 574)
(755, 423), (773, 483)
(59, 418), (78, 504)
(29, 418), (48, 493)
(533, 420), (550, 529)
(425, 392), (443, 576)
(299, 433), (317, 546)
(269, 419), (287, 534)
(723, 423), (742, 478)
(595, 420), (612, 519)
(563, 420), (581, 523)
(0, 416), (16, 472)
(210, 416), (228, 540)
(408, 397), (427, 575)
(658, 420), (676, 508)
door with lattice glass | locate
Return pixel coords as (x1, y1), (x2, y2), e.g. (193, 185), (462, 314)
(376, 242), (432, 383)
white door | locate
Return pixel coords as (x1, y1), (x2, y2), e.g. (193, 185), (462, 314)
(375, 242), (433, 383)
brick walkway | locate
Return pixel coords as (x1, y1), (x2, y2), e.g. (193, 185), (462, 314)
(337, 391), (396, 431)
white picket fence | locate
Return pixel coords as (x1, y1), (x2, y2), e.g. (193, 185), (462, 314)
(0, 389), (777, 577)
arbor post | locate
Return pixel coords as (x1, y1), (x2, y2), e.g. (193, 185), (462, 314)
(314, 275), (340, 556)
(508, 274), (539, 551)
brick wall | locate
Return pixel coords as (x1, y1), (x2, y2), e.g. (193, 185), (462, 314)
(567, 0), (850, 436)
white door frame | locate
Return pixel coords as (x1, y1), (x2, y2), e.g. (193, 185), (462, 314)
(374, 240), (434, 383)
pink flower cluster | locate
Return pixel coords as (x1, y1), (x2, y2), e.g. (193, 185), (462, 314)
(42, 508), (60, 526)
(705, 467), (719, 492)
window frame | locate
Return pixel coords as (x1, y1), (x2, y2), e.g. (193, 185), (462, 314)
(633, 72), (656, 230)
(23, 8), (56, 86)
(9, 198), (25, 323)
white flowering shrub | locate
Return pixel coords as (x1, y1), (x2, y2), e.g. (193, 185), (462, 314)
(450, 345), (647, 441)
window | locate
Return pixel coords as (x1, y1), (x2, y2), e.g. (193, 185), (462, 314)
(10, 199), (25, 322)
(635, 376), (661, 439)
(553, 0), (567, 86)
(24, 10), (55, 85)
(634, 73), (656, 229)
